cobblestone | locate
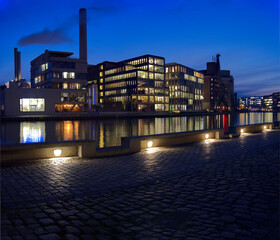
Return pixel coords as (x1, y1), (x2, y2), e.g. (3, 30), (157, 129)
(1, 130), (279, 239)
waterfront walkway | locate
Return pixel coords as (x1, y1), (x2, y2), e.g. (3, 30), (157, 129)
(1, 130), (279, 240)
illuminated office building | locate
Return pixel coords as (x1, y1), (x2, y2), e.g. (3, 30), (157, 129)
(165, 63), (204, 112)
(30, 50), (88, 112)
(88, 55), (169, 112)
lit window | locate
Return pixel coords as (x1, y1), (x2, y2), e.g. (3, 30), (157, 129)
(100, 85), (103, 90)
(100, 78), (103, 83)
(20, 98), (45, 112)
(100, 72), (103, 77)
(100, 65), (103, 70)
(100, 92), (103, 96)
(63, 83), (68, 89)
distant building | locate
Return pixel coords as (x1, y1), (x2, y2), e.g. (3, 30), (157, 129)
(87, 55), (169, 112)
(272, 92), (280, 112)
(200, 54), (234, 111)
(262, 95), (273, 111)
(30, 50), (87, 112)
(165, 63), (204, 112)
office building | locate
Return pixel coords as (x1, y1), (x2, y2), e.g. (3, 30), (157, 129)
(87, 55), (169, 112)
(165, 63), (204, 112)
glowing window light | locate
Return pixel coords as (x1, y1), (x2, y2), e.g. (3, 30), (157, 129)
(205, 134), (209, 139)
(241, 129), (244, 133)
(54, 149), (62, 157)
(147, 141), (153, 148)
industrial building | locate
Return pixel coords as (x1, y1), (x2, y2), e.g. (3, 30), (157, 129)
(201, 54), (235, 111)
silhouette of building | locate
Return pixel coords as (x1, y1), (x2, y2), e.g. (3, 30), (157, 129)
(200, 54), (234, 111)
(165, 63), (204, 112)
(87, 55), (169, 112)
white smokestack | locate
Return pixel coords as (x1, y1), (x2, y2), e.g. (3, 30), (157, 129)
(79, 8), (87, 61)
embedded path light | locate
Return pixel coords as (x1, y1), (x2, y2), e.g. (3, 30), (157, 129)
(53, 149), (62, 157)
(147, 141), (153, 148)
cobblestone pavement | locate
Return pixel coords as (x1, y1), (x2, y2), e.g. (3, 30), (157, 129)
(1, 130), (279, 240)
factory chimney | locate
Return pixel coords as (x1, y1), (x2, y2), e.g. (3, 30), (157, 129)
(79, 8), (87, 61)
(14, 48), (21, 81)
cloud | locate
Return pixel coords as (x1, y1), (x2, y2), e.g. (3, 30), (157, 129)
(18, 29), (72, 46)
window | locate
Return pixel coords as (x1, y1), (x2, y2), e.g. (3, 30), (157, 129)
(100, 78), (103, 83)
(62, 72), (75, 79)
(20, 98), (45, 112)
(138, 71), (148, 79)
(100, 72), (103, 77)
(155, 73), (164, 80)
(149, 57), (154, 64)
(63, 83), (68, 89)
(100, 65), (103, 70)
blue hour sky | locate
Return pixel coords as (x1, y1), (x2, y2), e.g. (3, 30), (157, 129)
(0, 0), (279, 97)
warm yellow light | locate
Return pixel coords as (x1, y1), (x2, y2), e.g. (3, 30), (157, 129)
(264, 126), (267, 129)
(241, 129), (244, 133)
(54, 149), (62, 157)
(205, 134), (209, 139)
(147, 141), (153, 148)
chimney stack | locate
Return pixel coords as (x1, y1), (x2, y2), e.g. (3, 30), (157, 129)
(14, 48), (21, 81)
(79, 8), (87, 61)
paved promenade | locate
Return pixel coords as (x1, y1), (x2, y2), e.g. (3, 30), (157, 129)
(1, 130), (279, 240)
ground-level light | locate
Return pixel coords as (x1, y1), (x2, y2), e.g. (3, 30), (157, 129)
(241, 129), (244, 133)
(147, 141), (153, 148)
(54, 149), (62, 157)
(264, 126), (267, 129)
(205, 134), (209, 139)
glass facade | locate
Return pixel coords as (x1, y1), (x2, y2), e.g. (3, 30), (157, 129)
(165, 63), (204, 112)
(20, 98), (45, 112)
(88, 55), (169, 112)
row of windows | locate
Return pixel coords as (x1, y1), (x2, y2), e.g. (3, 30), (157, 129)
(62, 83), (81, 89)
(138, 71), (164, 80)
(105, 89), (127, 96)
(126, 57), (164, 66)
(105, 72), (136, 82)
(34, 63), (49, 75)
(61, 93), (85, 102)
(136, 96), (169, 103)
(34, 62), (76, 75)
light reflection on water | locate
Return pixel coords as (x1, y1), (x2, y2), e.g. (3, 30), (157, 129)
(1, 112), (278, 148)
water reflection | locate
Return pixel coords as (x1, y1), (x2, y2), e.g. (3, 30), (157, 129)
(0, 112), (277, 148)
(20, 122), (45, 143)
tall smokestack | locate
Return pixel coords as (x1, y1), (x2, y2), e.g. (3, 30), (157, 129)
(14, 48), (21, 81)
(79, 8), (87, 61)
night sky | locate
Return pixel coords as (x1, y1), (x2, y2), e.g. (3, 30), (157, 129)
(0, 0), (279, 97)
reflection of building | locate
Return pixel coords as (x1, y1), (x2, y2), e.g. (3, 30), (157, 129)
(30, 50), (87, 112)
(88, 55), (169, 112)
(200, 54), (234, 111)
(165, 63), (204, 112)
(20, 122), (45, 143)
